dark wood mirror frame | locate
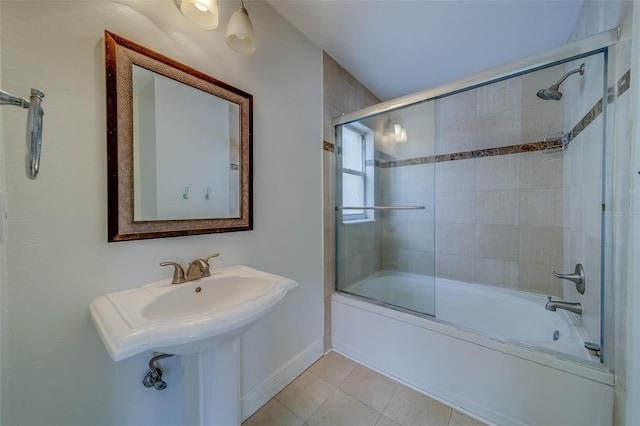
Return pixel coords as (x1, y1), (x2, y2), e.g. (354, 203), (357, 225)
(105, 31), (253, 242)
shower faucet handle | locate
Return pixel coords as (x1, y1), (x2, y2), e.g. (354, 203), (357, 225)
(552, 263), (585, 295)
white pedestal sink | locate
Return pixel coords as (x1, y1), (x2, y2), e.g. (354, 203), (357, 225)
(90, 265), (298, 426)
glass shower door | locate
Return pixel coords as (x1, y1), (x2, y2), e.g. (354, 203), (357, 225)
(335, 100), (436, 316)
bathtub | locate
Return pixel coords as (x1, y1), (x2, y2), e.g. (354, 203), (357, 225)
(333, 271), (614, 426)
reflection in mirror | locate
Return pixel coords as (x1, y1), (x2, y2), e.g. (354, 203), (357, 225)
(105, 31), (252, 241)
(132, 65), (240, 221)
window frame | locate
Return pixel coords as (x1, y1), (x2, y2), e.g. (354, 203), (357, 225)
(341, 125), (370, 223)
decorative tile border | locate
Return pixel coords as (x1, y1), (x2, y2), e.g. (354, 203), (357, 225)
(618, 69), (630, 97)
(567, 98), (603, 142)
(323, 69), (631, 167)
(377, 140), (564, 168)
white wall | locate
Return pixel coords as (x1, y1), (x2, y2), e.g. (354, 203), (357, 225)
(0, 1), (323, 425)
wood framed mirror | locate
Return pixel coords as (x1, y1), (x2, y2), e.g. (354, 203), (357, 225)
(105, 31), (252, 241)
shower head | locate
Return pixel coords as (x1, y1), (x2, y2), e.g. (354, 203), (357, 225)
(537, 63), (585, 101)
(536, 87), (564, 101)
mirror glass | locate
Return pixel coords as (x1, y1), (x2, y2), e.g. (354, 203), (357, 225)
(132, 65), (241, 221)
(106, 31), (253, 241)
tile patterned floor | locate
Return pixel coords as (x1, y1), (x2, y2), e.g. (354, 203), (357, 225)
(242, 351), (488, 426)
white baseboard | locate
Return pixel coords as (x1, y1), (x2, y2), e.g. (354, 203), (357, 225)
(241, 339), (324, 421)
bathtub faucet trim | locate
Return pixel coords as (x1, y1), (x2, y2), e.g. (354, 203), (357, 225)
(545, 296), (583, 315)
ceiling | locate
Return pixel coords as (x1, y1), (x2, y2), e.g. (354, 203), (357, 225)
(266, 0), (585, 101)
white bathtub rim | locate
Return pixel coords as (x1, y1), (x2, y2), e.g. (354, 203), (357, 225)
(332, 292), (613, 386)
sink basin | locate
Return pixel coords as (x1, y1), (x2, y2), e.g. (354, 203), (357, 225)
(142, 276), (273, 320)
(90, 265), (298, 361)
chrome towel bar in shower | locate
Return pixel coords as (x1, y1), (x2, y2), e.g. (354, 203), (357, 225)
(337, 206), (425, 210)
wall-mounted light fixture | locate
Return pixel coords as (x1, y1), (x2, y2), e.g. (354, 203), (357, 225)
(174, 0), (256, 54)
(382, 115), (407, 144)
(174, 0), (219, 29)
(226, 0), (256, 54)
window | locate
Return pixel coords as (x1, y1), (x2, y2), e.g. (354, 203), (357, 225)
(342, 126), (368, 221)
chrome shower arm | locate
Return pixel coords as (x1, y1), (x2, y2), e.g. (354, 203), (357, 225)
(550, 63), (585, 89)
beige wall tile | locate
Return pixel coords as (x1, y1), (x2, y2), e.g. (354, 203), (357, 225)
(519, 226), (563, 267)
(383, 248), (411, 272)
(436, 159), (476, 193)
(435, 118), (480, 155)
(477, 75), (523, 115)
(475, 258), (518, 288)
(406, 220), (435, 252)
(407, 250), (436, 276)
(436, 90), (478, 125)
(519, 188), (563, 227)
(518, 262), (562, 296)
(406, 163), (436, 195)
(475, 154), (520, 191)
(476, 109), (522, 150)
(436, 192), (475, 224)
(475, 190), (519, 226)
(519, 150), (563, 189)
(436, 223), (476, 257)
(476, 224), (519, 261)
(437, 253), (475, 282)
(520, 101), (564, 143)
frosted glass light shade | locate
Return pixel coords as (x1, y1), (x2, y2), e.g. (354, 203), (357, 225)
(225, 7), (256, 54)
(175, 0), (219, 29)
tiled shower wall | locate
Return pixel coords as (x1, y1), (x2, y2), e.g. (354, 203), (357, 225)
(381, 67), (568, 296)
(323, 52), (380, 350)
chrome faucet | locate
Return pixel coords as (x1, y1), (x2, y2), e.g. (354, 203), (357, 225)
(545, 297), (582, 315)
(160, 253), (220, 284)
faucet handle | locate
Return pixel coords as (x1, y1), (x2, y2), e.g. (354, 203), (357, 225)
(160, 261), (186, 285)
(195, 253), (219, 278)
(552, 263), (585, 294)
(203, 253), (220, 264)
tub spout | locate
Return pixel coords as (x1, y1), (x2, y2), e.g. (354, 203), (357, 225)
(545, 297), (582, 315)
